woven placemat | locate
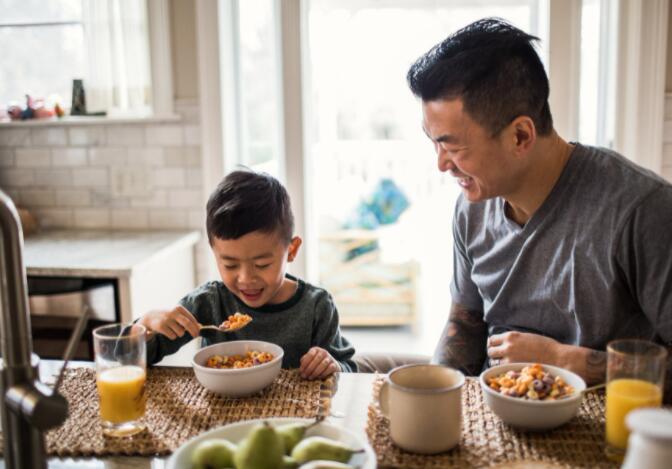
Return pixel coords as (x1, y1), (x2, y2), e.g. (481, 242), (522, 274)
(1, 367), (333, 457)
(367, 376), (618, 469)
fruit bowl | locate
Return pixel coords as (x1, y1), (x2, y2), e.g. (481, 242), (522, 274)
(479, 362), (586, 430)
(192, 340), (283, 397)
(166, 417), (376, 469)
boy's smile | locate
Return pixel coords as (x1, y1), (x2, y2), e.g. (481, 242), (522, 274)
(211, 230), (302, 308)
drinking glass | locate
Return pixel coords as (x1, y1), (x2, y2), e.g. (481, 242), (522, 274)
(605, 339), (667, 461)
(93, 323), (147, 437)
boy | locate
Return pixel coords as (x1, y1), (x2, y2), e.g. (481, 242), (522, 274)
(138, 170), (356, 379)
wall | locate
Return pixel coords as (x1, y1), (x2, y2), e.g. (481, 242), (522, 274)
(0, 0), (214, 283)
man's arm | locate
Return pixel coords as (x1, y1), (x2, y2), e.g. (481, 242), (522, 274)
(492, 334), (672, 404)
(432, 302), (487, 376)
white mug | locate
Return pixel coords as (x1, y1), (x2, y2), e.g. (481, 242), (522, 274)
(377, 364), (464, 454)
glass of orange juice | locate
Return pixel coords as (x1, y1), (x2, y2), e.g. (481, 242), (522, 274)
(93, 323), (147, 437)
(605, 339), (667, 462)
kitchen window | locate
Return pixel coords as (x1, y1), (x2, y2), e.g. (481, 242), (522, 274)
(202, 0), (665, 353)
(0, 0), (173, 118)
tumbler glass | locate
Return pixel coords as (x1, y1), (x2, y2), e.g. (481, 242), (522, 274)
(605, 339), (667, 461)
(93, 323), (147, 437)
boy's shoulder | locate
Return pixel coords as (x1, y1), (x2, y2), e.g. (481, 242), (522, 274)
(290, 275), (336, 311)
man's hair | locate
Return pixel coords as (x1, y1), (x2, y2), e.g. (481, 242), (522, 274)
(407, 18), (553, 137)
(206, 170), (294, 245)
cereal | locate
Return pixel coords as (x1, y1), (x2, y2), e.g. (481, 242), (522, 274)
(205, 350), (274, 369)
(487, 363), (575, 400)
(220, 312), (252, 331)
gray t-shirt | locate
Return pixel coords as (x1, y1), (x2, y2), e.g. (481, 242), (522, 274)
(146, 275), (357, 371)
(451, 143), (672, 352)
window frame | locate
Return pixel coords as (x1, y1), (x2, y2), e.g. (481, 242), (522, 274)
(0, 0), (175, 123)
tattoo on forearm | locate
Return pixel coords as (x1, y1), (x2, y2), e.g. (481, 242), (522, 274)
(585, 349), (607, 385)
(433, 303), (487, 376)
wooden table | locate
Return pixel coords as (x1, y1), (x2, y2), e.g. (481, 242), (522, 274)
(0, 360), (376, 469)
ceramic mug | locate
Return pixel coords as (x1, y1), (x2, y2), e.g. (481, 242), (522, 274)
(377, 364), (464, 454)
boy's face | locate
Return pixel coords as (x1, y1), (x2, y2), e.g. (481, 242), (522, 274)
(211, 230), (302, 308)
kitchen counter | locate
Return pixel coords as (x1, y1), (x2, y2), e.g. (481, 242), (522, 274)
(24, 229), (200, 278)
(24, 229), (201, 322)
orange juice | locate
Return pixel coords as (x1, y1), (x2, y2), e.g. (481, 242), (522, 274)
(96, 365), (147, 424)
(606, 378), (662, 449)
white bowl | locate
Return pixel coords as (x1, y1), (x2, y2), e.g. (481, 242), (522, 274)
(192, 340), (283, 397)
(166, 417), (376, 469)
(479, 362), (586, 430)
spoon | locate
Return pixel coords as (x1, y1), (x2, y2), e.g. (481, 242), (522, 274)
(199, 312), (252, 334)
(582, 383), (606, 394)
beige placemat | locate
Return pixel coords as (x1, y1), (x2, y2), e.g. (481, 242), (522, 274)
(1, 367), (333, 457)
(367, 376), (618, 469)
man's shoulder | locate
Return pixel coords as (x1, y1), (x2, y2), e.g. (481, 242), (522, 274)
(577, 144), (669, 193)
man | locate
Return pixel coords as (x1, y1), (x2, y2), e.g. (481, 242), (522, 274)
(407, 18), (672, 402)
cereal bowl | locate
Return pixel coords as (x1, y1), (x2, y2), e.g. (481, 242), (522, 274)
(192, 340), (283, 397)
(479, 362), (586, 430)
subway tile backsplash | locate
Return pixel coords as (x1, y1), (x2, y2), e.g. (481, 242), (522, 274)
(0, 102), (203, 232)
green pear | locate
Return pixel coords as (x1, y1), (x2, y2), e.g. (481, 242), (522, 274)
(276, 420), (321, 454)
(290, 436), (363, 464)
(283, 454), (299, 468)
(298, 461), (354, 469)
(191, 438), (237, 469)
(233, 421), (284, 469)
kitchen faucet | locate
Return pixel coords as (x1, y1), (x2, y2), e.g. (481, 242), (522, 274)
(0, 190), (69, 468)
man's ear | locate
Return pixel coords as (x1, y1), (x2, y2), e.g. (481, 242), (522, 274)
(287, 236), (302, 262)
(508, 115), (536, 155)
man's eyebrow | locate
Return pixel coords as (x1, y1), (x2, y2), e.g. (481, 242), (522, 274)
(422, 127), (459, 144)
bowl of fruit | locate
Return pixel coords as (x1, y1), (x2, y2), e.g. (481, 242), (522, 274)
(166, 417), (376, 469)
(192, 340), (284, 397)
(479, 362), (586, 430)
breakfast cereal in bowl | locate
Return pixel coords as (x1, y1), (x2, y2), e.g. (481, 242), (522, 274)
(487, 363), (575, 401)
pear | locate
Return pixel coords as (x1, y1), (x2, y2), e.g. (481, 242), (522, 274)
(283, 454), (299, 468)
(290, 436), (363, 465)
(191, 438), (237, 469)
(298, 461), (354, 469)
(233, 421), (284, 469)
(276, 419), (322, 454)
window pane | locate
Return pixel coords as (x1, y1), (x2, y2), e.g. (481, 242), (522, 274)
(579, 0), (600, 145)
(0, 0), (82, 24)
(0, 24), (85, 107)
(237, 0), (281, 176)
(306, 0), (545, 350)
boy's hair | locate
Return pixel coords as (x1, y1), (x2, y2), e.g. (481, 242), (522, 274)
(206, 170), (294, 245)
(407, 18), (553, 137)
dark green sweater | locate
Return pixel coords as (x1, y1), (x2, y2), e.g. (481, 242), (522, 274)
(146, 275), (357, 371)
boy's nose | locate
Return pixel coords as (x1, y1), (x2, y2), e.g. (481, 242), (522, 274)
(237, 266), (255, 283)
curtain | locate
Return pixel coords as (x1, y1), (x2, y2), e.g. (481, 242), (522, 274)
(82, 0), (152, 115)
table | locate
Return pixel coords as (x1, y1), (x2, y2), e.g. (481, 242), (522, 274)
(0, 360), (376, 469)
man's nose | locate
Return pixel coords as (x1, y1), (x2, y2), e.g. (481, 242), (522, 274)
(437, 147), (455, 173)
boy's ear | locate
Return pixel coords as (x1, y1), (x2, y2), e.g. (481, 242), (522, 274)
(287, 236), (302, 262)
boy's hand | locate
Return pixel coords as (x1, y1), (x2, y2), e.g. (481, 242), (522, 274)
(300, 346), (340, 380)
(138, 305), (201, 340)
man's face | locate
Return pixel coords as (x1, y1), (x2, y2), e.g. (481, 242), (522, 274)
(422, 98), (516, 202)
(211, 230), (301, 308)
